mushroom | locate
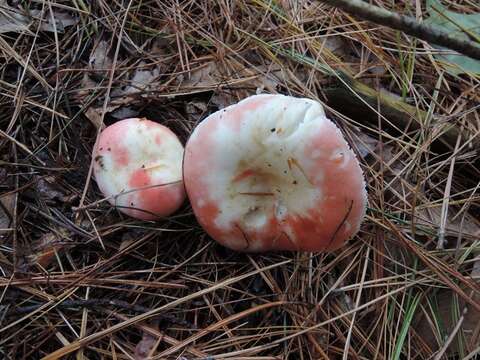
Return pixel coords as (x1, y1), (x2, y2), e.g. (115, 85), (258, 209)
(183, 94), (367, 252)
(93, 117), (185, 220)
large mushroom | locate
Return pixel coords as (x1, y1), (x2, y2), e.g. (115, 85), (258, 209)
(183, 94), (367, 252)
(93, 118), (185, 220)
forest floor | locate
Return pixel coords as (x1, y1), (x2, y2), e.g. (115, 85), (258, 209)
(0, 1), (479, 359)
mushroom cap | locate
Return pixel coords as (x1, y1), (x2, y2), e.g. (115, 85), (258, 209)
(93, 118), (185, 220)
(183, 94), (367, 252)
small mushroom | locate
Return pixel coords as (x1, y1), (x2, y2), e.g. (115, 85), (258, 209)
(183, 94), (367, 252)
(93, 118), (185, 220)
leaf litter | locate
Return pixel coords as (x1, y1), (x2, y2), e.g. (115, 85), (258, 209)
(0, 1), (77, 34)
(0, 1), (479, 359)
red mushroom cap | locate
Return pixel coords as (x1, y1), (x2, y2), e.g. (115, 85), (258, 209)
(183, 94), (367, 252)
(93, 118), (185, 220)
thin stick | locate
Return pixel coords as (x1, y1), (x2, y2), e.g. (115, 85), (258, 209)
(319, 0), (480, 61)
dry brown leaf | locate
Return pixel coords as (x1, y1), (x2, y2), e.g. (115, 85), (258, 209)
(0, 192), (15, 235)
(119, 64), (161, 96)
(350, 129), (379, 159)
(84, 106), (109, 130)
(134, 321), (160, 359)
(89, 40), (112, 73)
(472, 258), (480, 278)
(177, 61), (280, 93)
(78, 72), (98, 99)
(0, 4), (30, 34)
(0, 166), (14, 239)
(84, 102), (135, 129)
(84, 60), (162, 127)
(414, 257), (480, 356)
(250, 63), (281, 94)
(0, 4), (77, 34)
(210, 91), (234, 109)
(322, 36), (348, 55)
(369, 64), (388, 76)
(79, 72), (110, 129)
(178, 60), (282, 111)
(119, 232), (136, 251)
(110, 106), (139, 120)
(79, 45), (111, 128)
(28, 229), (69, 267)
(110, 62), (162, 99)
(150, 38), (170, 57)
(185, 100), (208, 122)
(31, 10), (77, 33)
(416, 206), (480, 239)
(177, 62), (222, 90)
(36, 176), (77, 203)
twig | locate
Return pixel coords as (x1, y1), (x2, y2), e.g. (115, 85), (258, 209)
(319, 0), (480, 61)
